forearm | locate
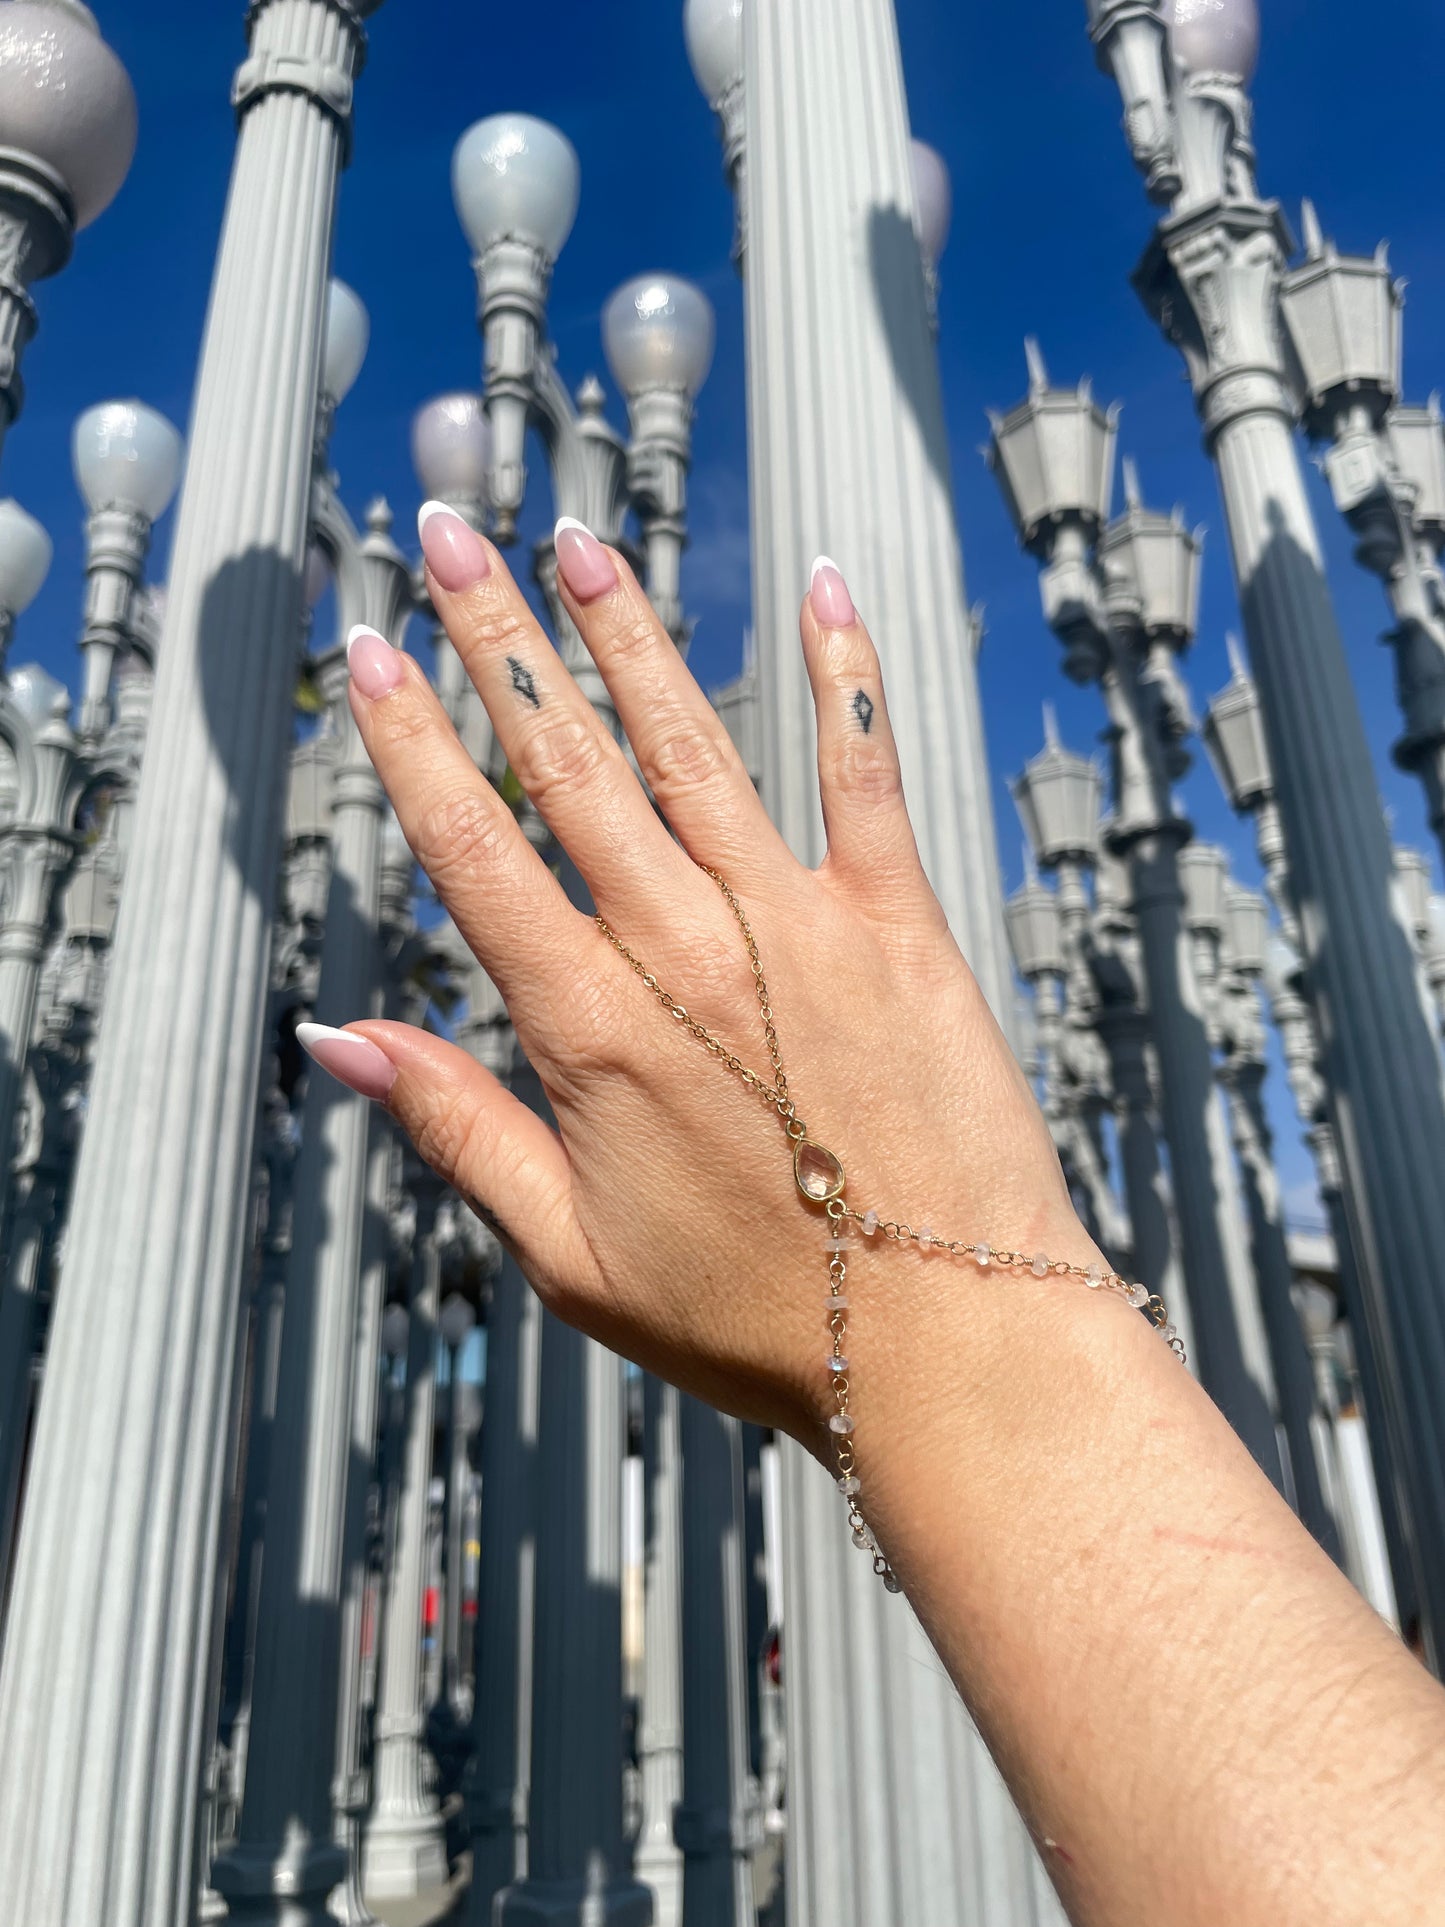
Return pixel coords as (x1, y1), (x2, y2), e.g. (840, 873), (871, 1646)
(856, 1265), (1445, 1926)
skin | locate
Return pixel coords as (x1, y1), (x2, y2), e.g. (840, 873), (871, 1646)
(337, 524), (1445, 1927)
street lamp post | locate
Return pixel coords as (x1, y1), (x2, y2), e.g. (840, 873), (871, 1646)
(1275, 210), (1445, 867)
(0, 1), (136, 464)
(0, 3), (385, 1915)
(71, 399), (183, 739)
(1088, 0), (1445, 1666)
(988, 359), (1280, 1477)
(438, 1288), (478, 1725)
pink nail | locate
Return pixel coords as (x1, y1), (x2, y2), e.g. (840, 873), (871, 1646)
(347, 625), (405, 700)
(554, 517), (619, 603)
(297, 1023), (397, 1102)
(810, 555), (856, 629)
(419, 500), (491, 593)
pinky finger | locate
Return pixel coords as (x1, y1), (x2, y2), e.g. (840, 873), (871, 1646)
(297, 1020), (598, 1298)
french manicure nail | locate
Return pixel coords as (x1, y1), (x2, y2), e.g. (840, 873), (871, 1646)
(810, 555), (856, 630)
(297, 1023), (398, 1102)
(554, 516), (619, 603)
(347, 624), (405, 700)
(419, 500), (492, 593)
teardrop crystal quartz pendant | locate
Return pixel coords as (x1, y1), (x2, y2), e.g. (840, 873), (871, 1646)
(795, 1139), (846, 1204)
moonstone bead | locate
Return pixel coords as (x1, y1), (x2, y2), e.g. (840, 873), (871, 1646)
(973, 1244), (990, 1267)
(827, 1355), (849, 1374)
(852, 1528), (872, 1551)
(1085, 1264), (1105, 1288)
(1031, 1253), (1050, 1278)
(829, 1414), (856, 1436)
(918, 1225), (933, 1244)
(1125, 1282), (1150, 1309)
(862, 1210), (879, 1236)
(883, 1573), (903, 1594)
(825, 1236), (849, 1252)
(837, 1475), (861, 1497)
(1160, 1323), (1178, 1346)
(826, 1294), (849, 1313)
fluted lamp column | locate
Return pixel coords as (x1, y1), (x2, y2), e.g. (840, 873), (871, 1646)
(0, 5), (383, 1919)
(636, 1378), (685, 1927)
(714, 5), (1059, 1921)
(0, 2), (136, 465)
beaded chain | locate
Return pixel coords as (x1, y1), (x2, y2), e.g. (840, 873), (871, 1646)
(596, 869), (1187, 1593)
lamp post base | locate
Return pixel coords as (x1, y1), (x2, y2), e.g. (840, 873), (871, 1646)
(359, 1808), (449, 1903)
(211, 1837), (350, 1927)
(495, 1877), (655, 1927)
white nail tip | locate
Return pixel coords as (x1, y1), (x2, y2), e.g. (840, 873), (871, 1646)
(346, 624), (386, 656)
(417, 499), (456, 534)
(811, 554), (841, 585)
(554, 515), (593, 542)
(296, 1022), (352, 1052)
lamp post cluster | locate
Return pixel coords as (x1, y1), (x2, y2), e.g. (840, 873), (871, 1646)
(0, 5), (1443, 1927)
(1079, 0), (1445, 1667)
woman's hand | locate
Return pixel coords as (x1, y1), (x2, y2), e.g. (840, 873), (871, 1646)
(312, 506), (1094, 1453)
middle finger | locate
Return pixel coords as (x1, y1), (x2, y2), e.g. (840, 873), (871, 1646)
(417, 501), (699, 926)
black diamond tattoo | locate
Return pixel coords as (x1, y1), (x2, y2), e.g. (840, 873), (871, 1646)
(852, 689), (876, 735)
(507, 656), (541, 709)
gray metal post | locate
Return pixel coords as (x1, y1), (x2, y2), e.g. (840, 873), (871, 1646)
(675, 1397), (759, 1927)
(0, 6), (378, 1917)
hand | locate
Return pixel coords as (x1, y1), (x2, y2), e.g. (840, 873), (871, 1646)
(311, 507), (1105, 1454)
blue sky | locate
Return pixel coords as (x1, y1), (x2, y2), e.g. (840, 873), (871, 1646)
(7, 0), (1445, 1222)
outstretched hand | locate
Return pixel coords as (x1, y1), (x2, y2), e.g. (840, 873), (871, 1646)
(311, 506), (1101, 1452)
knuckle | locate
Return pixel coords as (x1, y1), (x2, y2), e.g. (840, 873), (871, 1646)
(411, 787), (512, 890)
(644, 719), (732, 800)
(453, 599), (533, 667)
(557, 971), (635, 1078)
(513, 713), (611, 808)
(830, 738), (905, 805)
(594, 610), (663, 666)
(411, 1080), (493, 1183)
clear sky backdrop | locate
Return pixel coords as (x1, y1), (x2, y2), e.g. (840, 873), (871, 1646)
(8, 0), (1445, 1223)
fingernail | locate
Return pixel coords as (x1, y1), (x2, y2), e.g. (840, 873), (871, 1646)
(347, 625), (405, 700)
(810, 555), (856, 629)
(297, 1023), (397, 1102)
(419, 500), (491, 593)
(554, 517), (618, 603)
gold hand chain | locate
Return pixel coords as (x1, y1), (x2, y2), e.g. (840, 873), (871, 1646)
(596, 869), (1186, 1594)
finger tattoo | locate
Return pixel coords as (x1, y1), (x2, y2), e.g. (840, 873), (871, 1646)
(851, 689), (876, 735)
(507, 657), (541, 709)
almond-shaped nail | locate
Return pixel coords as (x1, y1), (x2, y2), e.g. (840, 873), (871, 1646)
(554, 516), (619, 603)
(347, 624), (405, 700)
(297, 1023), (397, 1102)
(419, 500), (491, 593)
(810, 555), (856, 629)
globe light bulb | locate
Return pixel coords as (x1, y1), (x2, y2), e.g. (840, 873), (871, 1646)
(683, 0), (744, 106)
(451, 113), (581, 262)
(602, 275), (716, 399)
(7, 659), (68, 728)
(321, 279), (370, 406)
(910, 140), (953, 269)
(410, 393), (492, 505)
(1164, 0), (1260, 83)
(0, 2), (138, 229)
(0, 498), (52, 616)
(72, 400), (184, 521)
